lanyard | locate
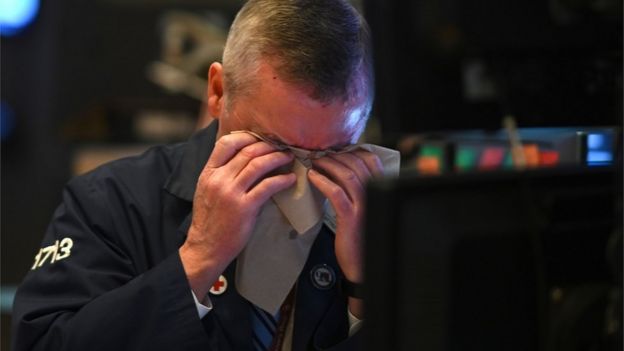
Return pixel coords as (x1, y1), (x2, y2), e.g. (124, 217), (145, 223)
(269, 286), (296, 351)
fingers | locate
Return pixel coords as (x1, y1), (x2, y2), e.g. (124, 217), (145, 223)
(309, 150), (382, 209)
(312, 157), (362, 204)
(205, 132), (291, 187)
(236, 151), (294, 191)
(328, 153), (372, 185)
(307, 169), (352, 214)
(201, 132), (297, 205)
(224, 141), (282, 177)
(309, 150), (379, 288)
(350, 150), (384, 177)
(206, 133), (261, 168)
(246, 173), (297, 206)
(317, 150), (384, 194)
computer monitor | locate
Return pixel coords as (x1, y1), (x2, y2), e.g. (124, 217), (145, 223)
(363, 166), (621, 350)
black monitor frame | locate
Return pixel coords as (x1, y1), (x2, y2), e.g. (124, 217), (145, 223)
(363, 166), (620, 350)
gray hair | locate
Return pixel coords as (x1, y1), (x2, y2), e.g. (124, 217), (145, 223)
(222, 0), (374, 108)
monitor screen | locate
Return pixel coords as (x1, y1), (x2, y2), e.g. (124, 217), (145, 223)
(363, 0), (623, 135)
(363, 166), (620, 350)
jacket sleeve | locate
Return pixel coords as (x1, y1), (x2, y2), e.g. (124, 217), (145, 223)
(11, 175), (212, 351)
(314, 298), (364, 351)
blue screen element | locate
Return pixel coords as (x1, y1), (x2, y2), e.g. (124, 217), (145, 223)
(587, 151), (613, 163)
(586, 132), (613, 166)
(0, 0), (40, 36)
(587, 134), (605, 150)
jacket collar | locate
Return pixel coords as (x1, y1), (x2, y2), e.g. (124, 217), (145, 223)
(164, 121), (219, 202)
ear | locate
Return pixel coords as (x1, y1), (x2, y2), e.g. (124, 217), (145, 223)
(207, 62), (225, 119)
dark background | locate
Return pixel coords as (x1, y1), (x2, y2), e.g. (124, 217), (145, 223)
(1, 0), (243, 348)
(364, 0), (622, 138)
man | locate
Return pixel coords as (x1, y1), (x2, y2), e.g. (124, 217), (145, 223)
(12, 0), (389, 350)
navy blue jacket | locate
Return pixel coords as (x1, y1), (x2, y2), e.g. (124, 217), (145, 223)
(12, 123), (362, 350)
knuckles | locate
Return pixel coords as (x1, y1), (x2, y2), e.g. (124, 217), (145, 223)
(196, 173), (240, 206)
(216, 133), (256, 148)
(358, 152), (384, 174)
(238, 141), (275, 158)
(341, 168), (359, 183)
(215, 134), (236, 150)
(350, 157), (369, 175)
(328, 182), (346, 201)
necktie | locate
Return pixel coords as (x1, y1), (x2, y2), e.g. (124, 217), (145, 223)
(251, 304), (280, 351)
(250, 287), (296, 351)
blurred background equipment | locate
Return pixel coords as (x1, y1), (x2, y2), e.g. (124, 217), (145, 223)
(362, 0), (622, 349)
(146, 10), (228, 102)
(364, 0), (622, 175)
(396, 126), (619, 175)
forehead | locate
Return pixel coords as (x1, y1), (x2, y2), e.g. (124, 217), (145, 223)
(230, 62), (370, 150)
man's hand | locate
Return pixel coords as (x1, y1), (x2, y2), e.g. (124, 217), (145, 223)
(180, 133), (296, 299)
(307, 150), (383, 318)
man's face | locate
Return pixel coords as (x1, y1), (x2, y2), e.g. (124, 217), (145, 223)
(215, 61), (370, 152)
